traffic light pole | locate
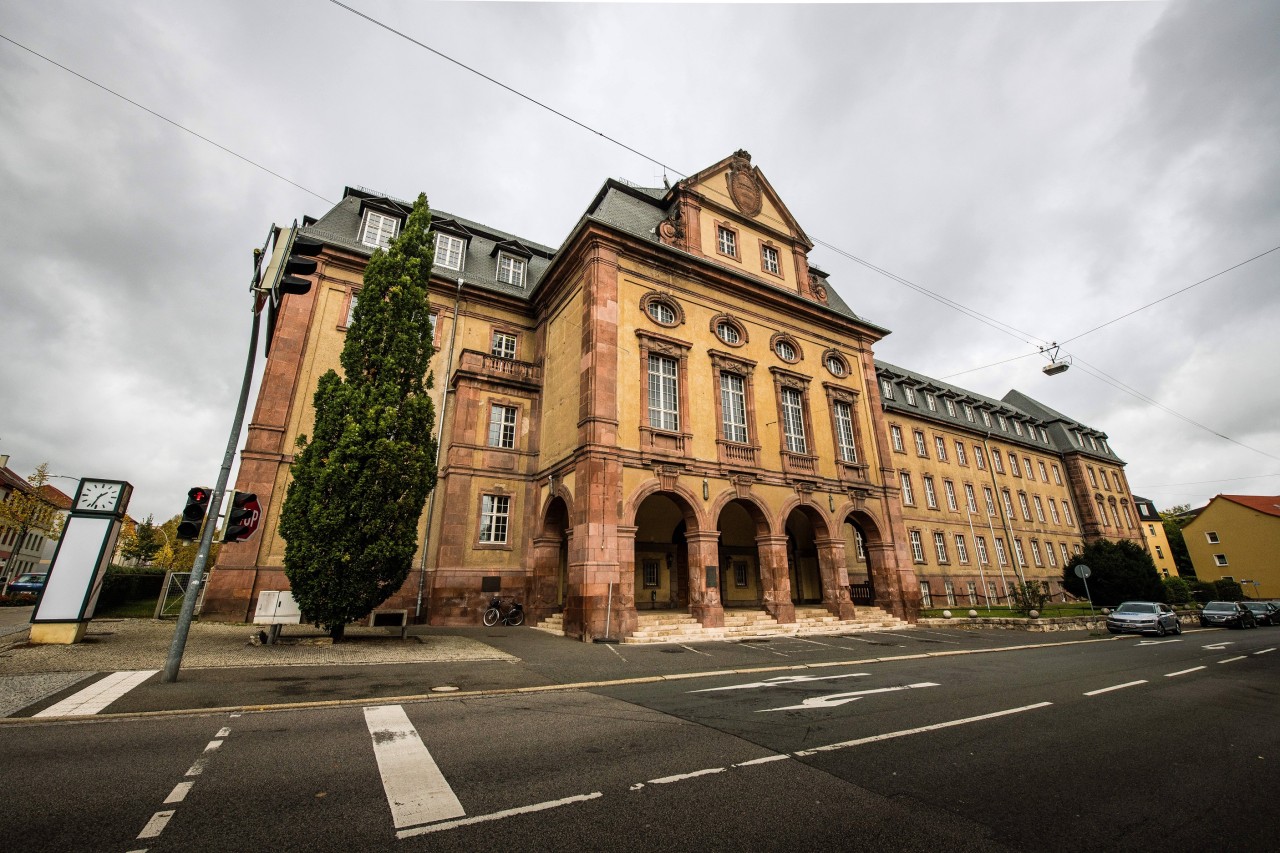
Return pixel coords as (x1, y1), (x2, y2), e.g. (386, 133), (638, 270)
(161, 300), (262, 683)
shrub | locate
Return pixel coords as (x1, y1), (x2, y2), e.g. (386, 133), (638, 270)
(1163, 576), (1193, 605)
(1063, 540), (1165, 606)
(1010, 581), (1052, 615)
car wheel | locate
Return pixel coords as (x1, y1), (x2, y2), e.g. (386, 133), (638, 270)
(1173, 620), (1182, 635)
(1155, 622), (1167, 637)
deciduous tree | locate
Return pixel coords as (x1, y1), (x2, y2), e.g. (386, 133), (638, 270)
(1063, 539), (1165, 606)
(279, 194), (438, 640)
(0, 463), (64, 580)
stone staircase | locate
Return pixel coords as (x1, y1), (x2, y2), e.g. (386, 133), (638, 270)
(620, 605), (911, 645)
(531, 612), (565, 636)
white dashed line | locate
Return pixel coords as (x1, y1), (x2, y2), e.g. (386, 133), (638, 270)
(136, 810), (175, 839)
(1219, 656), (1247, 663)
(734, 754), (789, 767)
(1084, 680), (1147, 696)
(1165, 666), (1206, 677)
(761, 682), (939, 712)
(164, 781), (195, 804)
(678, 644), (714, 656)
(395, 793), (602, 839)
(216, 727), (232, 737)
(33, 670), (158, 717)
(1255, 648), (1275, 655)
(364, 704), (465, 830)
(647, 767), (725, 785)
(795, 702), (1053, 755)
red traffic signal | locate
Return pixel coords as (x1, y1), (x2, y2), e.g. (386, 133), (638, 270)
(177, 487), (212, 541)
(223, 491), (261, 543)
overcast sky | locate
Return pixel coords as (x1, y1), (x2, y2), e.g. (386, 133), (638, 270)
(1, 0), (1276, 525)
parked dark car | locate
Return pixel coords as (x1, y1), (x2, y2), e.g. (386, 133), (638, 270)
(1199, 600), (1258, 629)
(1107, 601), (1182, 636)
(1242, 601), (1280, 626)
(5, 573), (47, 595)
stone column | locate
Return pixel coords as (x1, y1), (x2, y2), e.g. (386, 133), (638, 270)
(684, 530), (724, 628)
(756, 534), (796, 623)
(530, 535), (562, 624)
(814, 535), (856, 619)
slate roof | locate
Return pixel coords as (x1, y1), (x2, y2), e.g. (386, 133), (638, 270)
(874, 360), (1124, 462)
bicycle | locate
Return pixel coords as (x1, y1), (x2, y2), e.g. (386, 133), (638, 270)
(482, 596), (525, 627)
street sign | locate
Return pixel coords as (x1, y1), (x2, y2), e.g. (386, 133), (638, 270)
(1074, 564), (1092, 579)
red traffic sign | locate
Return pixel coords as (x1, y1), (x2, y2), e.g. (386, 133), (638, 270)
(224, 492), (262, 543)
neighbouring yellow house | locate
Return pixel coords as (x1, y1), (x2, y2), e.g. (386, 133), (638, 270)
(1133, 496), (1180, 579)
(1183, 495), (1280, 599)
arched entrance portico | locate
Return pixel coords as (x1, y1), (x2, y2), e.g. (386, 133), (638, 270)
(839, 507), (913, 618)
(715, 499), (768, 611)
(629, 489), (724, 628)
(785, 503), (855, 620)
(843, 517), (875, 606)
(532, 495), (571, 623)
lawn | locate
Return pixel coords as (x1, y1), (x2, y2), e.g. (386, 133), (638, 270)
(921, 602), (1100, 619)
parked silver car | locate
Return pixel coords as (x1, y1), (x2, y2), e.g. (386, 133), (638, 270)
(1106, 601), (1182, 636)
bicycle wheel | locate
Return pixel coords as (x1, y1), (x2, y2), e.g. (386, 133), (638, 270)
(483, 607), (500, 627)
(508, 609), (525, 627)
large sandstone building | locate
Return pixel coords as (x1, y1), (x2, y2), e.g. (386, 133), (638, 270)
(204, 151), (1143, 639)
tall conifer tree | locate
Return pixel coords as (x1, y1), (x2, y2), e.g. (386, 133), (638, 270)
(280, 194), (437, 639)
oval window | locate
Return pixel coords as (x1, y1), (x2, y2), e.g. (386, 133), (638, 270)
(648, 301), (676, 325)
(717, 322), (741, 344)
(826, 355), (846, 376)
(776, 340), (797, 361)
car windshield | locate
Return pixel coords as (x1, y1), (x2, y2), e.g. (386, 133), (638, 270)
(1115, 603), (1157, 613)
(15, 574), (45, 584)
(1204, 602), (1236, 612)
(1244, 603), (1265, 610)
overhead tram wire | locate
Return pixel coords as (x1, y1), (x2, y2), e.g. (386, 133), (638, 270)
(1135, 472), (1280, 488)
(0, 33), (334, 206)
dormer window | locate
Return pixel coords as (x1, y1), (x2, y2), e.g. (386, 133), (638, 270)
(496, 252), (526, 287)
(435, 233), (466, 271)
(904, 386), (916, 406)
(361, 210), (400, 249)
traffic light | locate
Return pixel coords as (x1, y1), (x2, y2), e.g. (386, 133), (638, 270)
(176, 487), (212, 541)
(223, 491), (261, 543)
(275, 234), (323, 303)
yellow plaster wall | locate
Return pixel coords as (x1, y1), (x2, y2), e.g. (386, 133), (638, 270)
(538, 287), (583, 467)
(1185, 500), (1280, 595)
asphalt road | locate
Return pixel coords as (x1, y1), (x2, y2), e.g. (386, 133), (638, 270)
(1, 626), (1275, 853)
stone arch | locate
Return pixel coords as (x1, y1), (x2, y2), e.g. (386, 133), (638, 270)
(624, 478), (708, 533)
(707, 489), (774, 538)
(532, 492), (573, 620)
(627, 480), (724, 627)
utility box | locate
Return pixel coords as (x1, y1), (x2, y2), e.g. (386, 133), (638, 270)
(254, 591), (302, 625)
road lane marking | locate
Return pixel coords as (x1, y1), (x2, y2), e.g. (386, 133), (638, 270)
(1165, 666), (1206, 677)
(1136, 639), (1182, 646)
(216, 727), (231, 737)
(1219, 656), (1247, 663)
(734, 754), (789, 767)
(678, 644), (714, 657)
(396, 793), (602, 839)
(164, 781), (195, 804)
(1203, 642), (1233, 650)
(1084, 680), (1147, 696)
(795, 701), (1053, 755)
(692, 673), (869, 692)
(136, 810), (175, 839)
(1255, 648), (1275, 655)
(761, 682), (939, 711)
(33, 669), (158, 717)
(364, 704), (465, 830)
(648, 767), (725, 784)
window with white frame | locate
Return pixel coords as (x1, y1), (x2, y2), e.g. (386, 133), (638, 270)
(716, 321), (741, 345)
(1089, 435), (1099, 451)
(900, 473), (916, 506)
(1214, 553), (1228, 567)
(825, 354), (847, 377)
(964, 403), (975, 422)
(1013, 420), (1024, 436)
(966, 580), (978, 605)
(890, 425), (905, 452)
(965, 483), (978, 513)
(491, 330), (517, 359)
(1033, 495), (1046, 522)
(955, 441), (967, 465)
(720, 373), (748, 443)
(833, 401), (858, 463)
(984, 487), (996, 516)
(954, 534), (969, 564)
(487, 404), (517, 448)
(648, 354), (679, 431)
(972, 536), (988, 565)
(854, 528), (865, 560)
(1060, 542), (1070, 564)
(925, 393), (937, 412)
(1039, 427), (1049, 443)
(717, 225), (737, 257)
(496, 253), (526, 287)
(1013, 539), (1027, 567)
(944, 580), (957, 606)
(1002, 490), (1015, 520)
(479, 494), (510, 543)
(981, 410), (991, 427)
(647, 299), (677, 325)
(1010, 451), (1021, 475)
(934, 436), (947, 461)
(346, 293), (359, 326)
(945, 398), (956, 417)
(1206, 531), (1219, 544)
(990, 582), (1001, 604)
(881, 379), (894, 400)
(1038, 460), (1048, 482)
(361, 210), (399, 249)
(775, 339), (797, 362)
(1023, 458), (1035, 479)
(923, 476), (938, 509)
(919, 581), (932, 607)
(780, 387), (808, 454)
(1031, 539), (1044, 567)
(997, 414), (1008, 432)
(1063, 503), (1074, 527)
(994, 537), (1009, 566)
(934, 532), (948, 562)
(914, 430), (928, 456)
(1018, 492), (1032, 521)
(974, 446), (986, 470)
(992, 450), (1005, 474)
(1052, 464), (1063, 485)
(435, 232), (465, 270)
(909, 530), (924, 562)
(944, 480), (958, 511)
(904, 386), (917, 405)
(1047, 542), (1057, 567)
(761, 244), (780, 275)
(1112, 471), (1123, 492)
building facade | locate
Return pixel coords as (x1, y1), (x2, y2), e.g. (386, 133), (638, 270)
(1183, 495), (1280, 599)
(204, 151), (1143, 638)
(1133, 496), (1179, 579)
(0, 458), (70, 584)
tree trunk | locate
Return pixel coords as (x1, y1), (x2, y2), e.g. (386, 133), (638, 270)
(329, 623), (346, 643)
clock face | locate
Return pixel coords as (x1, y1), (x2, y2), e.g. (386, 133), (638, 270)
(77, 481), (123, 512)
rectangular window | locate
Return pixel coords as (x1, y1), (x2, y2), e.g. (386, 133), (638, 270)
(1155, 545), (1164, 559)
(1112, 472), (1123, 492)
(934, 436), (947, 461)
(997, 414), (1008, 432)
(909, 530), (924, 562)
(881, 379), (894, 400)
(781, 387), (807, 454)
(964, 403), (975, 422)
(934, 532), (948, 563)
(1214, 554), (1230, 567)
(1047, 542), (1057, 567)
(833, 401), (858, 463)
(1023, 458), (1035, 479)
(761, 244), (780, 274)
(919, 581), (932, 608)
(1009, 452), (1021, 477)
(648, 354), (679, 431)
(1018, 493), (1032, 521)
(1031, 540), (1043, 567)
(487, 404), (517, 448)
(361, 210), (399, 249)
(992, 451), (1005, 474)
(923, 476), (938, 509)
(975, 536), (990, 565)
(1038, 460), (1048, 482)
(994, 537), (1009, 566)
(1052, 464), (1063, 485)
(974, 446), (986, 470)
(983, 487), (996, 516)
(890, 425), (905, 452)
(435, 233), (465, 270)
(925, 394), (937, 412)
(966, 581), (978, 605)
(1060, 542), (1070, 564)
(734, 560), (749, 588)
(720, 373), (748, 443)
(1002, 490), (1016, 520)
(944, 580), (957, 606)
(954, 534), (969, 564)
(643, 559), (660, 588)
(1089, 435), (1099, 451)
(1039, 427), (1049, 443)
(914, 430), (928, 456)
(955, 441), (967, 465)
(1013, 420), (1024, 437)
(1033, 495), (1046, 523)
(944, 480), (958, 511)
(854, 528), (865, 560)
(945, 398), (956, 416)
(981, 410), (991, 428)
(1088, 467), (1099, 488)
(964, 483), (978, 513)
(1206, 531), (1219, 544)
(479, 495), (510, 543)
(491, 330), (517, 359)
(717, 226), (737, 257)
(990, 582), (1001, 605)
(496, 253), (527, 287)
(904, 386), (917, 406)
(1013, 538), (1027, 567)
(1063, 503), (1074, 527)
(900, 473), (916, 506)
(346, 293), (359, 327)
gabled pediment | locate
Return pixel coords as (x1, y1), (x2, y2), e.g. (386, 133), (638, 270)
(676, 150), (812, 248)
(490, 238), (534, 259)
